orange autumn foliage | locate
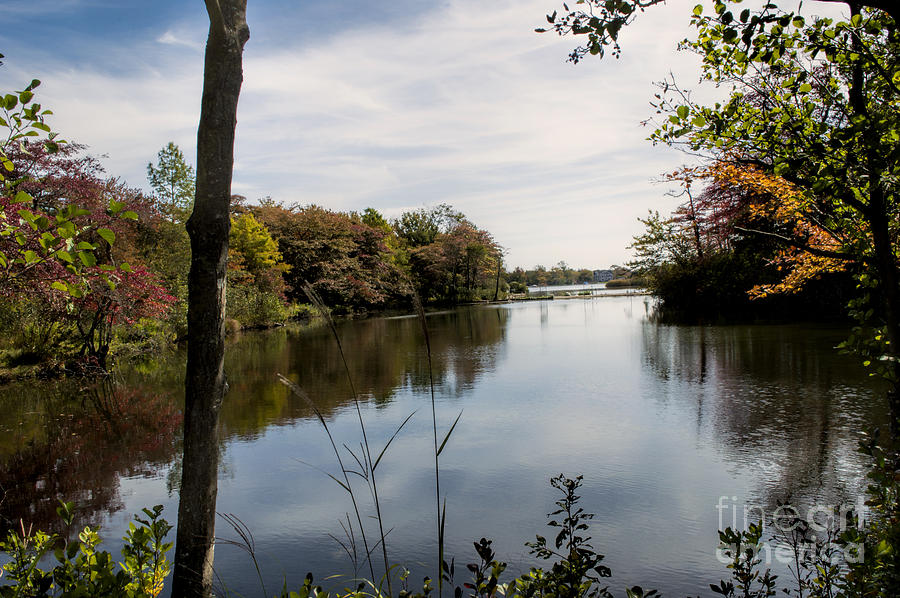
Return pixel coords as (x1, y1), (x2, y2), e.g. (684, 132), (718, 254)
(705, 161), (853, 298)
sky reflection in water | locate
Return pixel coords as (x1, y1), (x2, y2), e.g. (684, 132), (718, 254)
(0, 297), (886, 596)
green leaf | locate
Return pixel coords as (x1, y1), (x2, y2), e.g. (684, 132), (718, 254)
(97, 228), (115, 245)
(798, 83), (812, 93)
(67, 284), (84, 299)
(121, 210), (139, 221)
(120, 262), (133, 273)
(108, 199), (125, 214)
(676, 105), (690, 120)
(56, 250), (74, 264)
(12, 190), (31, 204)
(77, 251), (97, 267)
(17, 209), (37, 229)
(57, 221), (76, 238)
(51, 281), (68, 292)
(693, 4), (703, 16)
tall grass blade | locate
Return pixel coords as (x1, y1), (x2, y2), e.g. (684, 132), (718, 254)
(437, 411), (463, 457)
(277, 372), (377, 582)
(303, 283), (393, 596)
(293, 458), (352, 493)
(217, 512), (267, 598)
(439, 497), (448, 593)
(337, 513), (360, 575)
(344, 444), (368, 479)
(373, 411), (417, 472)
(412, 290), (444, 598)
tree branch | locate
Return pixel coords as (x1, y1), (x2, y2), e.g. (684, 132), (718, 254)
(734, 226), (856, 261)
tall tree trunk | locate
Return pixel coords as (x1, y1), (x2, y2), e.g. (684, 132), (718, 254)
(172, 2), (248, 597)
(867, 192), (900, 437)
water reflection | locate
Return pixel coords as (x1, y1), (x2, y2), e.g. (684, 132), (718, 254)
(0, 300), (888, 597)
(640, 322), (888, 508)
(0, 380), (181, 535)
(220, 307), (508, 439)
(0, 306), (509, 531)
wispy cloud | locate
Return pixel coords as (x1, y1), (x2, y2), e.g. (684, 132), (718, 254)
(1, 0), (782, 268)
(157, 29), (203, 50)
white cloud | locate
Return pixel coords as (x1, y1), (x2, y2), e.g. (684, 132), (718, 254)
(228, 0), (709, 267)
(4, 0), (789, 268)
(157, 30), (203, 50)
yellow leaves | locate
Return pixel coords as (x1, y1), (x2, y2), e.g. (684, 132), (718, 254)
(698, 160), (848, 297)
(749, 247), (846, 298)
(710, 161), (803, 218)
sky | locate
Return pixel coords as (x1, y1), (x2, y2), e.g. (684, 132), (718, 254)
(0, 0), (845, 270)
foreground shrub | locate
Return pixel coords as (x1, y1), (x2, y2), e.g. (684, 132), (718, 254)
(0, 502), (172, 597)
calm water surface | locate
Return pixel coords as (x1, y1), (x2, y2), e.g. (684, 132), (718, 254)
(0, 297), (887, 596)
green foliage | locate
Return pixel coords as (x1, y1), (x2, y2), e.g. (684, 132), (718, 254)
(647, 2), (900, 384)
(710, 524), (777, 598)
(255, 202), (409, 311)
(226, 284), (292, 327)
(393, 204), (463, 249)
(1, 82), (113, 300)
(517, 475), (615, 598)
(0, 78), (61, 181)
(404, 215), (502, 304)
(146, 142), (194, 222)
(841, 433), (900, 596)
(0, 502), (172, 597)
(229, 212), (286, 286)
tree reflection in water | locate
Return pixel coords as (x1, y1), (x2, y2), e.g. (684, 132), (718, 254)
(0, 307), (508, 536)
(0, 379), (181, 536)
(220, 307), (508, 439)
(640, 321), (888, 509)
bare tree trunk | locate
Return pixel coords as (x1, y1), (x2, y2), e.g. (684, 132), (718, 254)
(171, 2), (248, 597)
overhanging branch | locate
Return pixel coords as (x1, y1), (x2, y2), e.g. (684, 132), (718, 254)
(734, 226), (857, 261)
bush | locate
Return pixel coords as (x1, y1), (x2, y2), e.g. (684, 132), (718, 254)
(226, 284), (291, 327)
(0, 502), (172, 597)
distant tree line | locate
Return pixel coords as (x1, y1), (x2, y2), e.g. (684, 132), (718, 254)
(0, 134), (507, 372)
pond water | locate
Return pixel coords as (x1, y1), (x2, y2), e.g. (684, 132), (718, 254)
(0, 297), (888, 597)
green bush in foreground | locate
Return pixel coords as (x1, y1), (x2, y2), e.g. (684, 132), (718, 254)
(0, 502), (171, 598)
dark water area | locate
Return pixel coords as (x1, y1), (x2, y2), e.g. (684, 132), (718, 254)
(0, 297), (888, 596)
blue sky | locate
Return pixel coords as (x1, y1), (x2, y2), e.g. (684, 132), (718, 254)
(0, 0), (838, 269)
